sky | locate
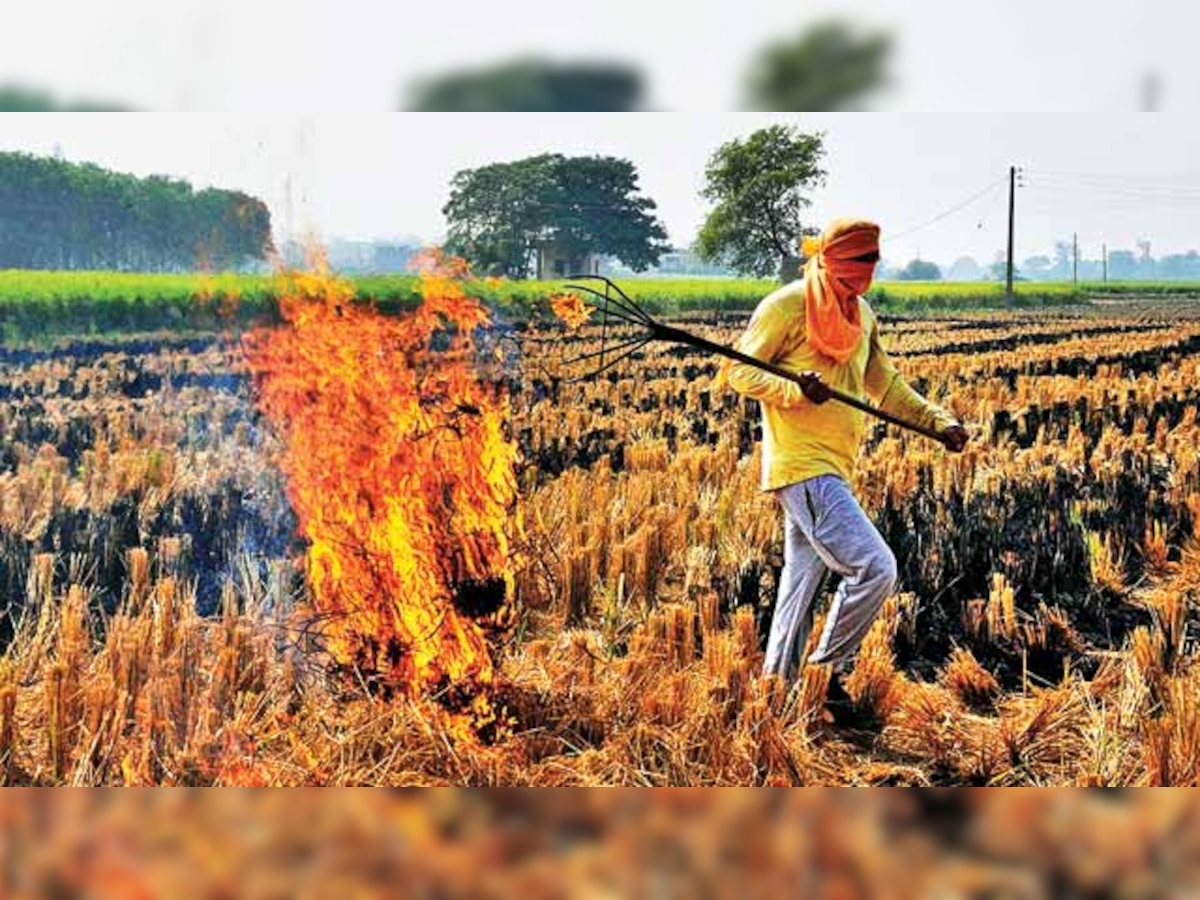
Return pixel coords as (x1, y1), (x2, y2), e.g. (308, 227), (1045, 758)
(4, 114), (1200, 268)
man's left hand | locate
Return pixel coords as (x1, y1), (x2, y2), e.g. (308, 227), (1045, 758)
(941, 423), (970, 453)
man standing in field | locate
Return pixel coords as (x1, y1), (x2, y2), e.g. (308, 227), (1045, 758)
(727, 218), (968, 721)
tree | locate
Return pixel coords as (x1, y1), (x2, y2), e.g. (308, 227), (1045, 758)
(0, 151), (271, 270)
(442, 157), (551, 278)
(406, 60), (643, 111)
(1021, 255), (1052, 281)
(695, 125), (827, 280)
(874, 260), (899, 281)
(896, 259), (942, 281)
(443, 154), (668, 278)
(988, 258), (1022, 281)
(1052, 239), (1074, 280)
(946, 256), (984, 282)
(744, 20), (892, 111)
(1107, 250), (1137, 280)
(1160, 251), (1200, 280)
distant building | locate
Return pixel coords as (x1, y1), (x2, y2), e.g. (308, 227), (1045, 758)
(537, 244), (602, 279)
(650, 249), (737, 277)
(373, 244), (417, 272)
(599, 247), (736, 279)
(327, 239), (375, 271)
(945, 256), (985, 282)
(277, 238), (418, 273)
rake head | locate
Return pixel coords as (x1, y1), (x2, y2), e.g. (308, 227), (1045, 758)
(561, 274), (669, 379)
(506, 274), (665, 383)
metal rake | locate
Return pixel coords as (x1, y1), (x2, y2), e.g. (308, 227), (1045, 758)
(556, 274), (950, 446)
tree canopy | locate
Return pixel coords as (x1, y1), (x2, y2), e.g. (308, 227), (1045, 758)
(897, 259), (942, 281)
(443, 154), (669, 278)
(695, 125), (827, 280)
(0, 152), (272, 271)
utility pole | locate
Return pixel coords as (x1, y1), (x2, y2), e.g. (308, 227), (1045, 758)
(1005, 165), (1021, 303)
(1072, 232), (1078, 286)
(1102, 242), (1108, 283)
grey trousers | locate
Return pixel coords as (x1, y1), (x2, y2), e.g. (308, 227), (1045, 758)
(763, 474), (898, 684)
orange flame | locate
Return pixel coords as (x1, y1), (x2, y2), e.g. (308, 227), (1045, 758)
(549, 292), (594, 330)
(244, 249), (520, 739)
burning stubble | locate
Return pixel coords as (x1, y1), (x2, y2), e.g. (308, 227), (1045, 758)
(243, 251), (522, 742)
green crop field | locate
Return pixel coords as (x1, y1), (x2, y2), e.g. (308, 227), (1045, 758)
(1, 269), (1198, 342)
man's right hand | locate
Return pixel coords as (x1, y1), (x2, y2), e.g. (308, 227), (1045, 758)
(941, 423), (970, 453)
(797, 371), (832, 404)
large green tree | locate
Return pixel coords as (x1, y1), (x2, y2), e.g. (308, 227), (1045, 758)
(695, 125), (827, 280)
(443, 154), (668, 278)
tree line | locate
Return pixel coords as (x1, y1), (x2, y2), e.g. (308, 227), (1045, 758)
(1025, 243), (1200, 282)
(909, 247), (1200, 284)
(0, 152), (273, 271)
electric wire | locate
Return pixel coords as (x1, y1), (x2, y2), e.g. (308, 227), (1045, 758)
(884, 175), (1009, 243)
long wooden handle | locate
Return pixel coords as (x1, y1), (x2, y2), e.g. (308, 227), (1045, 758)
(651, 323), (949, 445)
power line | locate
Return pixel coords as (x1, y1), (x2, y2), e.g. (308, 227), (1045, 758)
(1019, 190), (1200, 221)
(1024, 181), (1200, 202)
(884, 175), (1008, 243)
(1033, 169), (1200, 189)
(1024, 171), (1200, 200)
(1019, 169), (1200, 235)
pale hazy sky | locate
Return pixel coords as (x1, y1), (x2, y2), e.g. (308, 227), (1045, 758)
(3, 114), (1200, 267)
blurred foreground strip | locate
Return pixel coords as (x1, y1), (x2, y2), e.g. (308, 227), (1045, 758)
(2, 790), (1199, 898)
(0, 84), (130, 111)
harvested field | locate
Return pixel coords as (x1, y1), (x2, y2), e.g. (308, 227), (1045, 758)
(1, 275), (1199, 785)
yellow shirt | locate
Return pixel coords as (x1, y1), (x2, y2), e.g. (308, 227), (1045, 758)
(727, 279), (956, 491)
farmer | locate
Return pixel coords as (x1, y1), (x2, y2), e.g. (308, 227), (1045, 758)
(726, 217), (969, 720)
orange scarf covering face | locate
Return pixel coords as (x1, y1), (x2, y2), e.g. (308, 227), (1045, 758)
(801, 218), (881, 364)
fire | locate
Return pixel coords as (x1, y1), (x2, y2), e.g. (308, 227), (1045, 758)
(549, 292), (594, 330)
(244, 249), (520, 739)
